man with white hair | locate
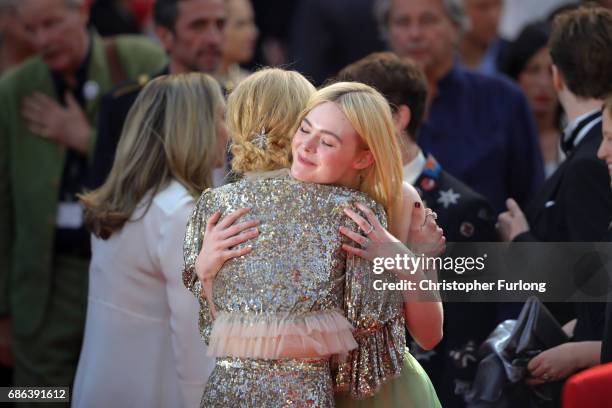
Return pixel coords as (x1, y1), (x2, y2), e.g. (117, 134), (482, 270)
(375, 0), (545, 214)
(0, 0), (166, 390)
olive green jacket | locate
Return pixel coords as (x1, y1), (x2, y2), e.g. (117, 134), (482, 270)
(0, 32), (166, 336)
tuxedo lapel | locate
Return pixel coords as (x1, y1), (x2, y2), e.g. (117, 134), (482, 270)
(525, 123), (606, 238)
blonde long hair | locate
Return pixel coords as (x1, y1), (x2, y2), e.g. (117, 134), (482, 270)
(227, 67), (315, 173)
(299, 82), (404, 235)
(80, 73), (224, 239)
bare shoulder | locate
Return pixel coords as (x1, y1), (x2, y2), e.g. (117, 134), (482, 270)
(395, 182), (421, 242)
(402, 182), (422, 207)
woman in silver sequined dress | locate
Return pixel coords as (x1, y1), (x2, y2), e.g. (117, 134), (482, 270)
(183, 70), (412, 407)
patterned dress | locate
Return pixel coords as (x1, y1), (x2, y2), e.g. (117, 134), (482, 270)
(183, 170), (406, 407)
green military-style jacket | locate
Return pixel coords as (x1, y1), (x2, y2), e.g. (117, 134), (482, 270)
(0, 32), (166, 336)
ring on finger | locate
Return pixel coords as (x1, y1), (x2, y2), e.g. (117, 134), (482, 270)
(542, 373), (551, 381)
(362, 223), (374, 235)
(362, 237), (370, 249)
(422, 212), (433, 228)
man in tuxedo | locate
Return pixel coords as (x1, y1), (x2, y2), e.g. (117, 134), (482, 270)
(497, 5), (612, 267)
(497, 6), (612, 380)
(498, 4), (612, 243)
(90, 0), (227, 188)
(598, 96), (612, 363)
(337, 51), (498, 407)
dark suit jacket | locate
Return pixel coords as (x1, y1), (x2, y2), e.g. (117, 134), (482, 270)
(414, 154), (497, 244)
(90, 67), (168, 189)
(290, 0), (385, 85)
(516, 123), (612, 244)
(515, 121), (612, 325)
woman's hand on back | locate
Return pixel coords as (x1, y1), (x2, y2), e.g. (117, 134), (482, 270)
(339, 202), (403, 261)
(195, 208), (260, 284)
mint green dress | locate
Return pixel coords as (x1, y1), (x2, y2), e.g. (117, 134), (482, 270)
(336, 348), (442, 408)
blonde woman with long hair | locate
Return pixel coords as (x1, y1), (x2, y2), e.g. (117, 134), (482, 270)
(72, 73), (226, 408)
(290, 82), (442, 407)
(299, 83), (439, 406)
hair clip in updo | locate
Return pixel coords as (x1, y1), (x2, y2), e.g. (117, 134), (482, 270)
(252, 128), (268, 150)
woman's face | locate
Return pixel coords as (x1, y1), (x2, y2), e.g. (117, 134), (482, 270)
(291, 102), (373, 188)
(518, 47), (558, 118)
(222, 0), (258, 64)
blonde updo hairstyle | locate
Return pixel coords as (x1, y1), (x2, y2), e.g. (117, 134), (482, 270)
(227, 67), (315, 173)
(298, 82), (404, 236)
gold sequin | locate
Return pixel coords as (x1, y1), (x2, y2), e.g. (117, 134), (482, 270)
(203, 358), (333, 407)
(183, 171), (406, 405)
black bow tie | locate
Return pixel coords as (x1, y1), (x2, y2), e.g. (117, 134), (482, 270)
(562, 111), (602, 155)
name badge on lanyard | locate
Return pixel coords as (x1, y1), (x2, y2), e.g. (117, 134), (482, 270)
(56, 201), (84, 229)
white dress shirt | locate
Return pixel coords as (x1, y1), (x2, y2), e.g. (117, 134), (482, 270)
(402, 150), (427, 185)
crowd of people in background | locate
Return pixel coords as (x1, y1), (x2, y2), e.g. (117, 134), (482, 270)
(1, 0), (612, 407)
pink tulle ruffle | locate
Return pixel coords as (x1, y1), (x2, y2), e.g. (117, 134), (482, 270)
(207, 309), (358, 359)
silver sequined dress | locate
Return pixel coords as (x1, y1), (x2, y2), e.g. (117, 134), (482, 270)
(183, 170), (406, 407)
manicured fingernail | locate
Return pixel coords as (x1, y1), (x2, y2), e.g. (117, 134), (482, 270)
(414, 202), (421, 208)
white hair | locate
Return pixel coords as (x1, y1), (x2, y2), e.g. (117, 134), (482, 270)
(374, 0), (469, 41)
